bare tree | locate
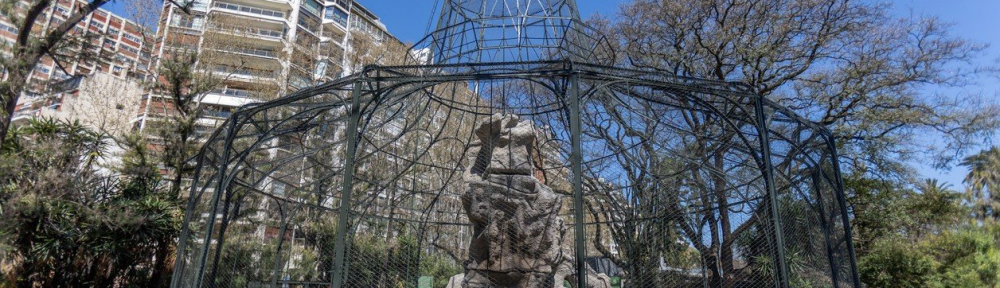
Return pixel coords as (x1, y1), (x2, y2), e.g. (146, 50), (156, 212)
(0, 0), (208, 147)
(573, 0), (1000, 286)
(610, 0), (999, 176)
(0, 0), (117, 149)
(345, 32), (410, 72)
(68, 73), (144, 136)
(138, 10), (285, 199)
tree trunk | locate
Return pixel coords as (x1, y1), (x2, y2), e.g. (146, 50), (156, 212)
(714, 151), (735, 288)
(705, 253), (722, 288)
(0, 69), (29, 149)
(148, 238), (174, 288)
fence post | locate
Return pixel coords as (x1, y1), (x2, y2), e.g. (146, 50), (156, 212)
(754, 96), (790, 288)
(189, 117), (240, 288)
(332, 79), (365, 287)
(826, 134), (863, 287)
(568, 70), (588, 288)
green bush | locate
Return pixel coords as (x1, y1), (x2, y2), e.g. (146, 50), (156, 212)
(859, 238), (936, 287)
(859, 224), (1000, 288)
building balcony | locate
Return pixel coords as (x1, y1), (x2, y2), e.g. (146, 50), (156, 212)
(321, 25), (347, 42)
(207, 13), (287, 40)
(11, 109), (40, 124)
(210, 65), (280, 83)
(212, 25), (285, 42)
(208, 46), (281, 60)
(289, 62), (313, 75)
(168, 20), (203, 32)
(322, 15), (349, 33)
(201, 89), (261, 107)
(300, 5), (321, 18)
(250, 0), (292, 9)
(210, 2), (287, 23)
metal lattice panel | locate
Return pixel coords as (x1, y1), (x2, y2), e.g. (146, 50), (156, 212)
(171, 1), (860, 288)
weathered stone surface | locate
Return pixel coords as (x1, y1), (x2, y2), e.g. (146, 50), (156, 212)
(461, 175), (564, 273)
(446, 274), (464, 288)
(468, 114), (539, 176)
(458, 114), (612, 288)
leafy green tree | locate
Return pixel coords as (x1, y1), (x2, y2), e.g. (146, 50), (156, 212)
(858, 238), (937, 288)
(909, 179), (967, 238)
(858, 225), (1000, 288)
(0, 118), (181, 287)
(844, 176), (913, 254)
(961, 147), (1000, 220)
(0, 0), (113, 148)
(924, 224), (1000, 288)
(603, 0), (999, 177)
(0, 0), (196, 150)
(859, 222), (1000, 288)
(592, 1), (999, 285)
(849, 174), (993, 288)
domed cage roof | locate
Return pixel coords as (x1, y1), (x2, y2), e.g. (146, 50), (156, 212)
(411, 0), (613, 66)
(171, 1), (860, 288)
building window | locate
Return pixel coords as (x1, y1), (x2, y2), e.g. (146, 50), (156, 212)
(289, 73), (311, 89)
(298, 12), (320, 34)
(210, 87), (253, 98)
(203, 105), (233, 118)
(90, 21), (105, 30)
(225, 46), (277, 58)
(171, 14), (203, 30)
(325, 6), (348, 27)
(54, 6), (70, 16)
(0, 23), (17, 34)
(294, 30), (319, 50)
(213, 2), (284, 18)
(123, 33), (142, 43)
(186, 0), (208, 12)
(302, 0), (321, 16)
(107, 27), (120, 35)
(121, 45), (140, 54)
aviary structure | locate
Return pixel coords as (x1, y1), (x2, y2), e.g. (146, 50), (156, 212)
(171, 0), (861, 287)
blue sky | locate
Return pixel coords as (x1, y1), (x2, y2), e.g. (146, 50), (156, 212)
(890, 0), (1000, 187)
(355, 0), (630, 43)
(105, 0), (998, 187)
(358, 0), (999, 188)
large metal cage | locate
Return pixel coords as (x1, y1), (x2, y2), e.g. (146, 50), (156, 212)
(171, 1), (860, 287)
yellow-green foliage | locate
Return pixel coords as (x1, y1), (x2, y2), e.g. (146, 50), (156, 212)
(860, 223), (1000, 288)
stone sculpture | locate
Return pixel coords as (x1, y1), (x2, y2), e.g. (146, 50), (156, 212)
(449, 114), (611, 288)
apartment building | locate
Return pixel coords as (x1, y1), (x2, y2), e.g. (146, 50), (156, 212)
(137, 0), (400, 133)
(5, 0), (152, 128)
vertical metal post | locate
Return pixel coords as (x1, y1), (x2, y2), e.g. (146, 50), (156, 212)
(171, 155), (207, 287)
(568, 72), (587, 288)
(811, 168), (841, 286)
(188, 117), (239, 288)
(270, 203), (289, 288)
(826, 134), (863, 287)
(754, 96), (790, 288)
(332, 80), (365, 288)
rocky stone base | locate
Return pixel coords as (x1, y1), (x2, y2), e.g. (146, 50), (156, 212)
(455, 114), (613, 288)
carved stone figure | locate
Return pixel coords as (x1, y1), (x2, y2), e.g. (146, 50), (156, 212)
(451, 114), (611, 288)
